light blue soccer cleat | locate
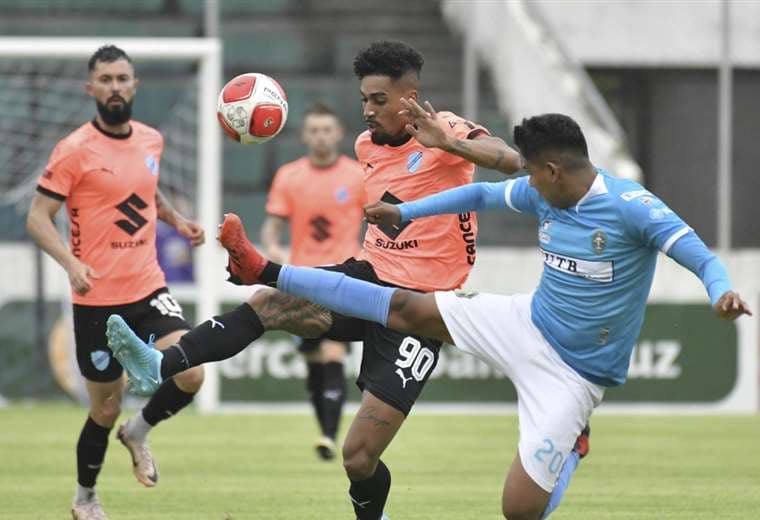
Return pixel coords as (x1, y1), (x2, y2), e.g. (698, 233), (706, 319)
(106, 315), (163, 396)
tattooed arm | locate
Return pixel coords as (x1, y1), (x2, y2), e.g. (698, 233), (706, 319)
(443, 134), (521, 175)
(399, 98), (521, 175)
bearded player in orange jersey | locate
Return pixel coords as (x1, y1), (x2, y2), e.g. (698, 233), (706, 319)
(107, 40), (521, 520)
(26, 45), (205, 520)
(262, 102), (365, 460)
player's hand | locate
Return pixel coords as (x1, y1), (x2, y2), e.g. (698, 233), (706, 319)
(399, 98), (449, 149)
(364, 201), (401, 226)
(176, 218), (205, 247)
(66, 258), (100, 295)
(713, 291), (752, 320)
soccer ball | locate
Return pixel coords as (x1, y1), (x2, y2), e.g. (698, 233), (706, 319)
(216, 73), (288, 145)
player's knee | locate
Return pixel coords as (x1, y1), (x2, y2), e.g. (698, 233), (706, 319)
(91, 401), (122, 427)
(175, 365), (204, 393)
(388, 290), (421, 331)
(342, 445), (376, 480)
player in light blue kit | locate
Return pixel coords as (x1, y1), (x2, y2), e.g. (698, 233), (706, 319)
(108, 109), (751, 520)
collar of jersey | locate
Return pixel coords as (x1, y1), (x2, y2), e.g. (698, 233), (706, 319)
(91, 119), (133, 140)
(572, 170), (608, 213)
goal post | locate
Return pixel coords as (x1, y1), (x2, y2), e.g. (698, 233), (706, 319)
(0, 37), (222, 412)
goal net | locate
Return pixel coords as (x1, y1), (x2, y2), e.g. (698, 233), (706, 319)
(0, 38), (221, 410)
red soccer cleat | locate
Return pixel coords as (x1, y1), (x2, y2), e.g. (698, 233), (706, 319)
(218, 213), (267, 285)
(574, 423), (591, 459)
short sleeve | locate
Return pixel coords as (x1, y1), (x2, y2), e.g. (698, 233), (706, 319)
(37, 142), (80, 200)
(265, 167), (293, 218)
(504, 175), (541, 216)
(618, 190), (690, 253)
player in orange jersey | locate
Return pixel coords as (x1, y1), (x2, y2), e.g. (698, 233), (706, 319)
(108, 40), (521, 520)
(26, 45), (205, 520)
(262, 102), (364, 460)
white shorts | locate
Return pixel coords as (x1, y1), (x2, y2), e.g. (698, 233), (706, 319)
(435, 291), (605, 492)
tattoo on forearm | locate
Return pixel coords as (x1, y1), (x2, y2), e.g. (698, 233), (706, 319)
(452, 139), (472, 154)
(493, 149), (506, 169)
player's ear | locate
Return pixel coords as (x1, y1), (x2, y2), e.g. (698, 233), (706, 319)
(133, 77), (140, 91)
(547, 161), (561, 182)
(84, 79), (94, 97)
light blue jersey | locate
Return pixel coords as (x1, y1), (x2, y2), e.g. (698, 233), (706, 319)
(505, 169), (714, 385)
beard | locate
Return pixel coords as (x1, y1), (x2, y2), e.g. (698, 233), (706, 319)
(370, 127), (412, 147)
(96, 97), (133, 126)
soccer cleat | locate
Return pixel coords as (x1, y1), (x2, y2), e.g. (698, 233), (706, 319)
(71, 500), (108, 520)
(574, 423), (591, 459)
(106, 315), (163, 397)
(117, 421), (159, 488)
(218, 213), (267, 285)
(315, 436), (337, 461)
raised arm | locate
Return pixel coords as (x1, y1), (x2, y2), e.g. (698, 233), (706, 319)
(156, 189), (205, 246)
(399, 98), (521, 175)
(365, 181), (508, 227)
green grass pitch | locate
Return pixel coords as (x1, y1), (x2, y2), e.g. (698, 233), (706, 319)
(1, 404), (759, 519)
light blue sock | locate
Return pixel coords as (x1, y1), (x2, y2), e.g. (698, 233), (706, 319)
(541, 450), (580, 519)
(277, 265), (395, 326)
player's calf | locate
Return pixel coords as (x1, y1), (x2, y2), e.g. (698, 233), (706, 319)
(246, 286), (333, 337)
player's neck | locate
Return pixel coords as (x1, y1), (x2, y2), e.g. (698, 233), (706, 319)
(563, 168), (598, 208)
(308, 152), (339, 169)
(93, 115), (132, 138)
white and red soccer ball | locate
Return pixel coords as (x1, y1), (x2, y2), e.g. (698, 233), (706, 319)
(217, 73), (288, 145)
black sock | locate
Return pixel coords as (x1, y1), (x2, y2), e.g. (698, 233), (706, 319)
(321, 361), (346, 440)
(141, 378), (195, 426)
(349, 460), (391, 520)
(76, 416), (112, 488)
(160, 303), (265, 379)
(306, 361), (326, 434)
(260, 261), (282, 286)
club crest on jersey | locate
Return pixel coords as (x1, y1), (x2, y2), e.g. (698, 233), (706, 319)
(407, 151), (423, 173)
(539, 220), (552, 244)
(591, 230), (607, 253)
(90, 350), (110, 371)
(335, 186), (349, 203)
(145, 155), (159, 176)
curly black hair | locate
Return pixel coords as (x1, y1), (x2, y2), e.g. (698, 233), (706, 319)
(353, 40), (424, 80)
(88, 45), (132, 72)
(513, 114), (588, 162)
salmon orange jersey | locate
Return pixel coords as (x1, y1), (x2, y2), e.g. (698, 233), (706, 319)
(37, 120), (167, 306)
(357, 111), (489, 291)
(266, 155), (364, 266)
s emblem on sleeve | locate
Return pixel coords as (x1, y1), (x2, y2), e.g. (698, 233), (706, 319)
(591, 230), (607, 254)
(407, 151), (423, 173)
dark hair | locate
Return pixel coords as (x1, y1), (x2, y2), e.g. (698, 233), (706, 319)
(513, 114), (588, 163)
(353, 40), (424, 80)
(304, 101), (338, 119)
(88, 45), (132, 72)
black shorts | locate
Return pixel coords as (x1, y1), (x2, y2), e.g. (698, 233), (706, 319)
(72, 287), (190, 382)
(319, 259), (442, 416)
